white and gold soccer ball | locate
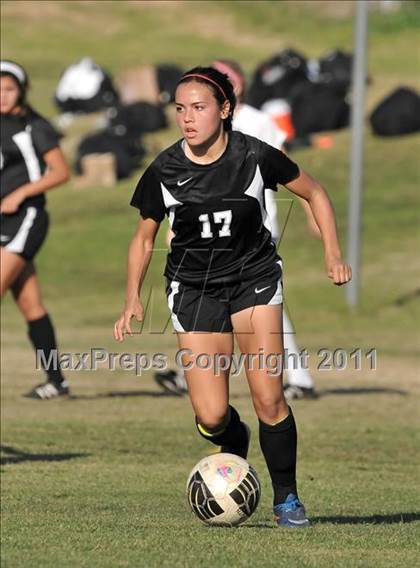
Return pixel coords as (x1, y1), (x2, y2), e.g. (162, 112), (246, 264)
(186, 453), (261, 526)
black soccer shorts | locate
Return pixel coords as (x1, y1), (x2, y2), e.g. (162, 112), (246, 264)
(0, 206), (49, 261)
(166, 261), (283, 333)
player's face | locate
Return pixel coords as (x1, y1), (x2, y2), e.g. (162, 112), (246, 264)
(0, 76), (21, 114)
(175, 82), (229, 147)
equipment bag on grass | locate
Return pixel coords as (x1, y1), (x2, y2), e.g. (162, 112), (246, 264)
(370, 87), (420, 136)
(55, 57), (119, 114)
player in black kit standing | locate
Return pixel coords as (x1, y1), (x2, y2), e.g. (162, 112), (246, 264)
(1, 61), (70, 399)
(114, 67), (351, 527)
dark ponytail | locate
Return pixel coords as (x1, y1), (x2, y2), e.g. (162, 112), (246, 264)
(177, 66), (236, 131)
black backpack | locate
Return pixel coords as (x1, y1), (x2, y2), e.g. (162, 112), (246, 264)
(290, 82), (350, 136)
(246, 48), (310, 109)
(317, 49), (353, 94)
(370, 87), (420, 136)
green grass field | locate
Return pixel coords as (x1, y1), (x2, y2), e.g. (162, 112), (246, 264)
(1, 2), (420, 566)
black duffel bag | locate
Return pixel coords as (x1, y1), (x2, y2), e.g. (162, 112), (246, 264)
(370, 87), (420, 136)
(106, 102), (167, 138)
(75, 129), (145, 179)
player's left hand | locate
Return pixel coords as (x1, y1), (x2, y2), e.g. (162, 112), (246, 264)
(0, 188), (26, 214)
(326, 256), (352, 286)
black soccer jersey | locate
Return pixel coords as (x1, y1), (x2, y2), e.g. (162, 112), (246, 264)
(0, 110), (60, 209)
(130, 131), (299, 285)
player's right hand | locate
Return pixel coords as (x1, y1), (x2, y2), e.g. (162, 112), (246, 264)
(113, 301), (144, 342)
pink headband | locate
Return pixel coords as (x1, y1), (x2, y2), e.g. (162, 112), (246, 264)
(180, 73), (227, 101)
(212, 61), (244, 93)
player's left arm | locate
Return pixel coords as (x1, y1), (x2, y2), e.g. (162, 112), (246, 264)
(285, 169), (352, 286)
(0, 147), (70, 213)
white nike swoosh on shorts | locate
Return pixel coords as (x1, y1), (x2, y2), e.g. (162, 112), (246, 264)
(255, 286), (271, 294)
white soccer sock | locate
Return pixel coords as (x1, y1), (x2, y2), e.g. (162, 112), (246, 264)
(283, 310), (314, 388)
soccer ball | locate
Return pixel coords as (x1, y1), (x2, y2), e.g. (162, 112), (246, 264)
(186, 453), (261, 526)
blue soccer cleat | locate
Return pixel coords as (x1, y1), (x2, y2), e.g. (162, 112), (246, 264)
(273, 493), (310, 528)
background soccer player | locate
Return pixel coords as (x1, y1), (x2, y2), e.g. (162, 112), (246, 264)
(1, 60), (70, 399)
(114, 67), (351, 527)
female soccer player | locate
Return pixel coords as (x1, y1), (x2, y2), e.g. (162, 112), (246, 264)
(155, 58), (320, 399)
(1, 60), (70, 399)
(114, 67), (351, 527)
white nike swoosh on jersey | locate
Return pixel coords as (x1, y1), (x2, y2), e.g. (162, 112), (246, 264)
(0, 235), (10, 243)
(255, 286), (271, 294)
(177, 177), (193, 186)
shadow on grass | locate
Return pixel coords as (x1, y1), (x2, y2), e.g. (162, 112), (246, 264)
(25, 387), (407, 402)
(0, 445), (90, 466)
(320, 387), (407, 397)
(313, 512), (420, 525)
(242, 512), (420, 529)
(394, 287), (420, 305)
(68, 391), (247, 400)
(177, 513), (420, 530)
(69, 390), (171, 400)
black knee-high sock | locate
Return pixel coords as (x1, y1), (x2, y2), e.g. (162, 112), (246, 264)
(196, 405), (248, 452)
(259, 408), (298, 506)
(28, 314), (65, 385)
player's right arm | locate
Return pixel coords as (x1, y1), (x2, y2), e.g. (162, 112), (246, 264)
(114, 217), (160, 342)
(298, 197), (321, 238)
